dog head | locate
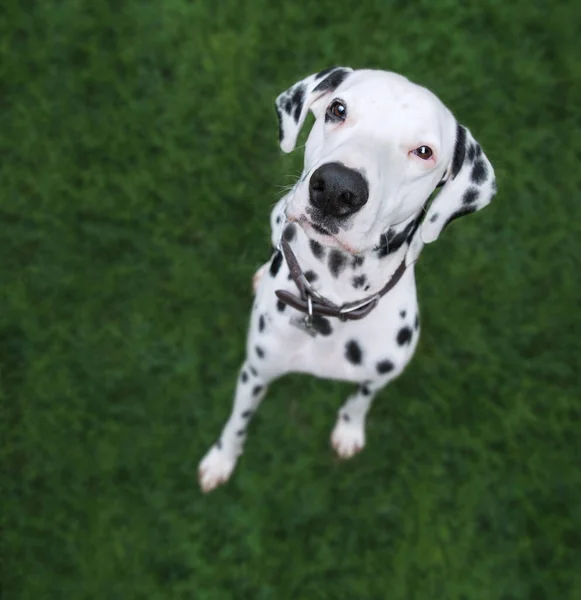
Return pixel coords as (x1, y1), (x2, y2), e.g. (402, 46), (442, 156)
(275, 67), (497, 254)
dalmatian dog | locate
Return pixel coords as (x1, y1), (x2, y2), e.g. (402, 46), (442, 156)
(199, 67), (497, 492)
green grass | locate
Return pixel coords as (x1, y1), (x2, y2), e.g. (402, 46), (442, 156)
(1, 1), (580, 598)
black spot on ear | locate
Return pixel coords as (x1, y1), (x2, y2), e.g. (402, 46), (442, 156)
(341, 413), (351, 422)
(345, 340), (363, 365)
(352, 274), (367, 289)
(313, 68), (350, 93)
(442, 206), (478, 232)
(451, 124), (467, 179)
(400, 310), (406, 318)
(309, 239), (325, 260)
(352, 255), (365, 268)
(275, 106), (284, 142)
(291, 85), (305, 123)
(475, 144), (483, 158)
(311, 315), (332, 336)
(242, 410), (253, 419)
(467, 144), (476, 163)
(284, 97), (293, 114)
(304, 270), (318, 283)
(430, 213), (439, 223)
(276, 299), (286, 312)
(249, 365), (258, 376)
(240, 371), (248, 383)
(415, 314), (420, 330)
(471, 159), (488, 184)
(376, 359), (394, 374)
(283, 223), (296, 242)
(328, 249), (347, 278)
(269, 250), (283, 277)
(316, 66), (339, 79)
(255, 346), (265, 359)
(463, 187), (480, 204)
(258, 315), (265, 332)
(252, 385), (264, 397)
(396, 327), (413, 346)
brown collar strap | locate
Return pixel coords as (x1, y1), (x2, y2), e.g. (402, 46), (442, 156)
(275, 239), (408, 322)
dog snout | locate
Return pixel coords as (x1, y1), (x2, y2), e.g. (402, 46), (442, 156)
(308, 163), (369, 218)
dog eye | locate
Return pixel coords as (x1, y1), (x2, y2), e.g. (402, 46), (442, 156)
(413, 146), (433, 160)
(326, 100), (347, 121)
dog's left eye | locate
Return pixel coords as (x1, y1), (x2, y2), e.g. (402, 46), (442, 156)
(326, 100), (347, 121)
(413, 146), (433, 160)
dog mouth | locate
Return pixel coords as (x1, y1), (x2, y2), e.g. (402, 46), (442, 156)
(289, 214), (359, 254)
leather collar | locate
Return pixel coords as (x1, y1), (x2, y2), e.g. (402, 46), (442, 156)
(275, 239), (408, 322)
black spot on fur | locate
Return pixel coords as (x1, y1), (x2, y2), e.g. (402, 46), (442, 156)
(345, 340), (363, 365)
(352, 255), (364, 268)
(284, 97), (292, 114)
(400, 310), (406, 318)
(309, 239), (325, 260)
(249, 365), (258, 376)
(463, 187), (480, 204)
(377, 359), (394, 374)
(236, 429), (246, 436)
(252, 385), (263, 397)
(276, 215), (281, 224)
(430, 213), (439, 223)
(316, 66), (339, 80)
(364, 285), (370, 291)
(415, 314), (420, 330)
(275, 106), (283, 142)
(352, 274), (367, 289)
(255, 345), (265, 359)
(269, 250), (283, 277)
(397, 327), (413, 346)
(442, 206), (477, 232)
(471, 159), (488, 184)
(376, 217), (421, 258)
(258, 314), (265, 332)
(328, 249), (347, 278)
(283, 223), (296, 242)
(311, 315), (332, 336)
(313, 68), (349, 93)
(475, 144), (483, 158)
(304, 270), (318, 283)
(467, 144), (476, 163)
(291, 85), (305, 123)
(341, 413), (351, 422)
(276, 299), (286, 312)
(240, 371), (248, 383)
(242, 410), (253, 419)
(360, 383), (371, 396)
(451, 124), (467, 179)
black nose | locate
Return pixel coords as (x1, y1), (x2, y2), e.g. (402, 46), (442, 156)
(309, 163), (369, 218)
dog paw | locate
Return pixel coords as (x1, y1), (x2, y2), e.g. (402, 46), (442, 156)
(198, 446), (237, 493)
(331, 418), (365, 459)
(252, 262), (269, 293)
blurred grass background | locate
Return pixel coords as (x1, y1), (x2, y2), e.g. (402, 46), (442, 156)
(1, 1), (580, 598)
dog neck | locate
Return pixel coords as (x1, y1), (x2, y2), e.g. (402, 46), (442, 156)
(280, 211), (421, 307)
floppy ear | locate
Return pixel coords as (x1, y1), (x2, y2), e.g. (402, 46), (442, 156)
(275, 66), (353, 153)
(420, 124), (497, 243)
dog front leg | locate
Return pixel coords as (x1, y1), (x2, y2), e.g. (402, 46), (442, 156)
(198, 361), (268, 493)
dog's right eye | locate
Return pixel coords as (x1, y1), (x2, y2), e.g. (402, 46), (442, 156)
(326, 100), (347, 121)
